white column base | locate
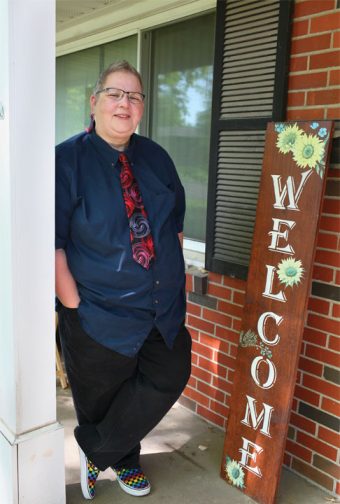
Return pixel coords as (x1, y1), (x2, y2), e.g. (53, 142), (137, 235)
(0, 423), (65, 504)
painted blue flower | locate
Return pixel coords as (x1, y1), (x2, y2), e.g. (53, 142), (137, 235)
(318, 127), (327, 138)
(311, 122), (319, 130)
(275, 123), (285, 133)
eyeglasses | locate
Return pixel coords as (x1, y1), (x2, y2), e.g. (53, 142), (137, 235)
(95, 87), (145, 104)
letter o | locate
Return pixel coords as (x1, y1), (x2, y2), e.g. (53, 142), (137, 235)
(251, 356), (277, 389)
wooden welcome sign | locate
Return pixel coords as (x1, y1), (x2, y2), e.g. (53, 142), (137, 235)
(221, 121), (334, 504)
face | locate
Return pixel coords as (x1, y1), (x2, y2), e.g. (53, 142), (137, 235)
(90, 70), (144, 148)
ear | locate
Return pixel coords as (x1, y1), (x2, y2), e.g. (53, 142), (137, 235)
(90, 94), (97, 114)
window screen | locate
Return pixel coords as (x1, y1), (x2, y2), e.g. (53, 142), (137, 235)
(148, 14), (216, 242)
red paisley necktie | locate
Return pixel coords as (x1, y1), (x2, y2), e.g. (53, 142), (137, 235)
(119, 153), (155, 269)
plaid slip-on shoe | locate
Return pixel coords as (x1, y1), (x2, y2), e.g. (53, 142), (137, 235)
(78, 446), (100, 500)
(112, 466), (151, 497)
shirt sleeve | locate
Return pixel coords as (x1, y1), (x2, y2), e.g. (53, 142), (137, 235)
(55, 146), (77, 249)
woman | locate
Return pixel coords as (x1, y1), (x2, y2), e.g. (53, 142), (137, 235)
(56, 60), (191, 500)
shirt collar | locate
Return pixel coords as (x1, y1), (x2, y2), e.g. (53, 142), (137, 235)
(89, 129), (137, 168)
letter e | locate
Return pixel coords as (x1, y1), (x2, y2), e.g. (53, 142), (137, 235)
(239, 437), (263, 478)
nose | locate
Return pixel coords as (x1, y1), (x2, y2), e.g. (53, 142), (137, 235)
(119, 92), (130, 105)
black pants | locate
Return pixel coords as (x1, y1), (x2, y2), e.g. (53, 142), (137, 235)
(58, 306), (192, 471)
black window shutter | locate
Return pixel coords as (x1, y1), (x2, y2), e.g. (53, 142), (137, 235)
(205, 0), (293, 280)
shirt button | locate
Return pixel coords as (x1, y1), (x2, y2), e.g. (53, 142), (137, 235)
(154, 299), (159, 304)
(155, 280), (160, 285)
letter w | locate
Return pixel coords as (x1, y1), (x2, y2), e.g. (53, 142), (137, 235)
(271, 169), (313, 211)
(241, 395), (274, 438)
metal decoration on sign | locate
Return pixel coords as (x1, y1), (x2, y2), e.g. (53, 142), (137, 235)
(221, 121), (334, 504)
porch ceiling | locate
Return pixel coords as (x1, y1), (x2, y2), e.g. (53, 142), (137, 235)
(56, 0), (215, 55)
(56, 0), (141, 26)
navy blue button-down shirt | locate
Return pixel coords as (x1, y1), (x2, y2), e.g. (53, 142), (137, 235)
(56, 130), (186, 357)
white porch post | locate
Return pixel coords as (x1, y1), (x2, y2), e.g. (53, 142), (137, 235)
(0, 0), (65, 503)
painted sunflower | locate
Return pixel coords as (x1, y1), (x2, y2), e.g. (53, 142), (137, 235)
(225, 458), (245, 489)
(293, 133), (324, 169)
(277, 258), (304, 288)
(276, 124), (304, 154)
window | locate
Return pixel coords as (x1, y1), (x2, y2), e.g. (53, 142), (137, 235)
(56, 36), (137, 144)
(146, 14), (215, 243)
(205, 0), (292, 279)
(55, 12), (215, 252)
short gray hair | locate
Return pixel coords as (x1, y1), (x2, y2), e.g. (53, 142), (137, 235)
(93, 60), (143, 95)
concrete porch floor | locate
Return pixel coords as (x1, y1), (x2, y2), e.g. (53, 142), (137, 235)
(57, 386), (335, 504)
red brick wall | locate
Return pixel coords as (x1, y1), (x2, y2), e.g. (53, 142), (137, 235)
(285, 0), (339, 495)
(182, 273), (245, 428)
(181, 0), (340, 496)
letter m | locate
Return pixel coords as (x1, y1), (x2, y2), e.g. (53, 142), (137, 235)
(271, 169), (313, 211)
(241, 395), (274, 438)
